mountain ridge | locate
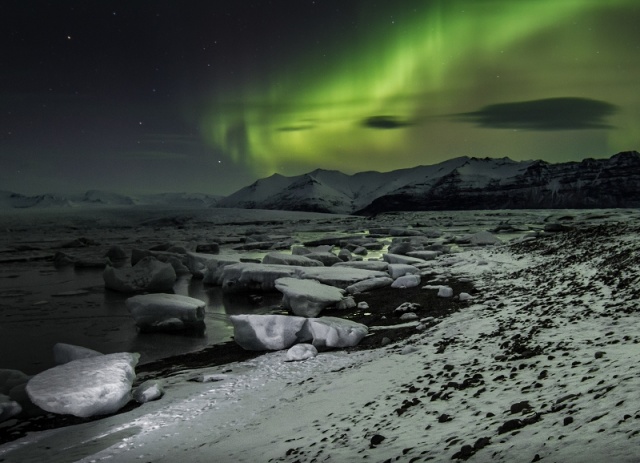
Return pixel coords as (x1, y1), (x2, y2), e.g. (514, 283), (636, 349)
(219, 151), (640, 214)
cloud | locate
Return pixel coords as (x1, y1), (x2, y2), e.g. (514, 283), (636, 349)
(361, 115), (413, 129)
(456, 97), (617, 130)
(276, 124), (316, 132)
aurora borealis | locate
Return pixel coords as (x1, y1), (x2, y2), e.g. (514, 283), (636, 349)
(2, 1), (640, 195)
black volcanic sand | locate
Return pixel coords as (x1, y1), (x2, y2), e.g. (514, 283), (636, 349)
(0, 277), (475, 445)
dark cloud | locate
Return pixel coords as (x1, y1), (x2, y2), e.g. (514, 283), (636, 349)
(276, 124), (316, 132)
(362, 115), (413, 129)
(457, 97), (617, 130)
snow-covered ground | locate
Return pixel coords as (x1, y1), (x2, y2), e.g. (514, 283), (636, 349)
(1, 209), (639, 462)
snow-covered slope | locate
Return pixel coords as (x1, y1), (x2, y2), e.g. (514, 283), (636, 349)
(220, 151), (640, 214)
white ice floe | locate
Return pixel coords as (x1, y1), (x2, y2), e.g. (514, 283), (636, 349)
(286, 343), (318, 361)
(383, 253), (426, 265)
(468, 230), (502, 246)
(387, 263), (420, 278)
(103, 256), (176, 293)
(275, 277), (346, 317)
(132, 380), (164, 404)
(25, 352), (139, 418)
(437, 285), (454, 297)
(297, 266), (388, 289)
(0, 394), (21, 422)
(0, 369), (30, 395)
(125, 293), (206, 332)
(346, 276), (394, 294)
(53, 342), (102, 365)
(221, 263), (300, 291)
(333, 260), (389, 272)
(406, 250), (441, 260)
(391, 274), (421, 288)
(263, 252), (324, 267)
(229, 314), (309, 351)
(302, 317), (368, 349)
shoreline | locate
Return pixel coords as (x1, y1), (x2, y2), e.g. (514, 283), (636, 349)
(0, 279), (475, 444)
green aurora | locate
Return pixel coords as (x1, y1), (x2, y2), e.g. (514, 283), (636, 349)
(199, 0), (640, 178)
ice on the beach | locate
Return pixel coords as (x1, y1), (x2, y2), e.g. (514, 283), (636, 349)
(346, 276), (394, 295)
(263, 252), (324, 267)
(125, 293), (205, 332)
(0, 394), (21, 422)
(53, 343), (102, 365)
(304, 252), (342, 266)
(0, 369), (30, 395)
(26, 352), (139, 418)
(333, 260), (389, 272)
(388, 263), (420, 279)
(391, 274), (421, 288)
(437, 286), (454, 297)
(103, 256), (176, 293)
(406, 250), (441, 260)
(132, 380), (164, 403)
(275, 277), (346, 317)
(459, 292), (473, 301)
(303, 317), (368, 349)
(230, 314), (309, 351)
(383, 253), (426, 265)
(297, 266), (388, 289)
(222, 263), (300, 291)
(286, 343), (318, 361)
(468, 230), (501, 246)
(186, 251), (223, 279)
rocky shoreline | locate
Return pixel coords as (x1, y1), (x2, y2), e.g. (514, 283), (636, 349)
(0, 279), (475, 445)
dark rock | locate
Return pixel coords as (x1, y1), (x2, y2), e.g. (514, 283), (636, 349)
(510, 401), (531, 414)
(563, 416), (574, 426)
(370, 434), (385, 447)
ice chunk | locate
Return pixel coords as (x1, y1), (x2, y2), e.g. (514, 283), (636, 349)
(125, 293), (205, 332)
(297, 266), (388, 289)
(286, 343), (318, 361)
(53, 343), (102, 365)
(275, 277), (346, 317)
(304, 252), (341, 266)
(391, 274), (421, 288)
(346, 276), (394, 295)
(26, 352), (139, 418)
(383, 253), (426, 265)
(222, 263), (300, 292)
(132, 380), (164, 403)
(469, 231), (501, 246)
(103, 256), (176, 293)
(459, 292), (473, 301)
(438, 286), (454, 297)
(0, 394), (21, 422)
(303, 317), (368, 349)
(0, 369), (30, 395)
(230, 314), (310, 351)
(263, 252), (324, 267)
(388, 264), (420, 279)
(333, 261), (389, 272)
(406, 250), (441, 260)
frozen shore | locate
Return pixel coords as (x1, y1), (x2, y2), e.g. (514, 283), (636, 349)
(2, 217), (640, 462)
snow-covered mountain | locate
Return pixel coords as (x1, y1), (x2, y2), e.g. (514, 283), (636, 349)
(220, 151), (640, 214)
(0, 190), (222, 210)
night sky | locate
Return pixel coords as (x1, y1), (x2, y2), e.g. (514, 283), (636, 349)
(2, 1), (640, 196)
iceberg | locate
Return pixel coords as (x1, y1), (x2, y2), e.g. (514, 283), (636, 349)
(230, 314), (310, 351)
(303, 317), (368, 349)
(275, 277), (346, 317)
(103, 257), (176, 293)
(221, 263), (300, 292)
(26, 352), (139, 418)
(263, 252), (324, 267)
(125, 293), (205, 332)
